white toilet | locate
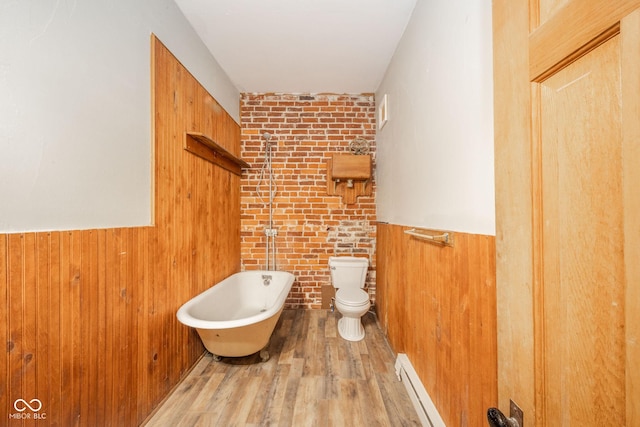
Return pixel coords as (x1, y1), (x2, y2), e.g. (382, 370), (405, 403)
(329, 256), (371, 341)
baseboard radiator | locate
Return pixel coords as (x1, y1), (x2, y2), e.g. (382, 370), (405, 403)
(395, 353), (446, 427)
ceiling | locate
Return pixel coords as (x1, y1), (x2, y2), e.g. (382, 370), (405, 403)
(174, 0), (417, 94)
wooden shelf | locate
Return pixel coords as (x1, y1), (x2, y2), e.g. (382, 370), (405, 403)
(185, 132), (250, 175)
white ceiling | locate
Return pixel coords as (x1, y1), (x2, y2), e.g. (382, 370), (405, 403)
(174, 0), (417, 94)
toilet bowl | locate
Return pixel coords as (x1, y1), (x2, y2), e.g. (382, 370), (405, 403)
(335, 288), (371, 341)
(329, 256), (371, 341)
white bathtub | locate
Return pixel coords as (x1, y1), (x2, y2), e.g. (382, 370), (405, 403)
(177, 270), (294, 360)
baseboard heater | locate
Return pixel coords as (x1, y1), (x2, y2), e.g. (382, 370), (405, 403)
(395, 353), (446, 427)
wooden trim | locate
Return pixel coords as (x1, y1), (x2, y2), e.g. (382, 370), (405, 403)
(150, 34), (157, 226)
(0, 235), (6, 421)
(622, 10), (640, 425)
(185, 132), (249, 175)
(530, 82), (546, 426)
(530, 0), (640, 80)
(493, 0), (536, 417)
(532, 24), (619, 82)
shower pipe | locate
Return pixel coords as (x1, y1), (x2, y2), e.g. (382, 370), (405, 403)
(255, 132), (278, 271)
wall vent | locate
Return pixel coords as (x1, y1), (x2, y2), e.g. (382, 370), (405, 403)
(395, 353), (446, 427)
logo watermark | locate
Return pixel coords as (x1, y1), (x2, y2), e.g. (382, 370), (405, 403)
(8, 398), (46, 420)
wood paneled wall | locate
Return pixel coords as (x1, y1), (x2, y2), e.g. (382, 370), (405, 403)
(376, 222), (497, 427)
(1, 36), (241, 426)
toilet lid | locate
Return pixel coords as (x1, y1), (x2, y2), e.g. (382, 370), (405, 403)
(336, 288), (369, 306)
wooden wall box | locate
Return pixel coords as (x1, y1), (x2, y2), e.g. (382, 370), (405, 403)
(331, 154), (371, 180)
(327, 153), (372, 204)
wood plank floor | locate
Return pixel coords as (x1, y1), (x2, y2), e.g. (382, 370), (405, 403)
(144, 309), (421, 426)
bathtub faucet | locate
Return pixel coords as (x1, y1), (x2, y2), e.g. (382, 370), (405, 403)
(262, 274), (272, 286)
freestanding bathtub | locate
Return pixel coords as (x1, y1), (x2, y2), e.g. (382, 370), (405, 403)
(177, 270), (294, 361)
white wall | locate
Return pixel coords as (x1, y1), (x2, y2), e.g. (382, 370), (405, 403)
(375, 0), (495, 235)
(0, 0), (239, 232)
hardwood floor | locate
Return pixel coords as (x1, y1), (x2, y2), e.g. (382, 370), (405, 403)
(145, 309), (421, 426)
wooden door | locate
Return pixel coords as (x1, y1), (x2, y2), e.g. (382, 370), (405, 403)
(493, 1), (640, 425)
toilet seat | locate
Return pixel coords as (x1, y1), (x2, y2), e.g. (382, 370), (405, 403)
(336, 288), (369, 307)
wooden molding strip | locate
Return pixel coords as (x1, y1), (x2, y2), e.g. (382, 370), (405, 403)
(529, 0), (640, 81)
(185, 132), (250, 176)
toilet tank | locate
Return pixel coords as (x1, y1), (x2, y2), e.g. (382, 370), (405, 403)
(329, 256), (368, 289)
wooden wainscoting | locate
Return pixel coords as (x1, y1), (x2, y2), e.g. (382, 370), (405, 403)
(0, 36), (242, 426)
(376, 222), (497, 426)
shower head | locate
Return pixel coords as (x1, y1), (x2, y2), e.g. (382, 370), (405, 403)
(263, 132), (275, 146)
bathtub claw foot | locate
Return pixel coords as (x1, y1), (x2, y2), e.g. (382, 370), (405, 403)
(259, 349), (270, 362)
(211, 354), (221, 362)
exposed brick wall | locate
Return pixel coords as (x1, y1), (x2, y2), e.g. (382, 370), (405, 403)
(240, 93), (377, 309)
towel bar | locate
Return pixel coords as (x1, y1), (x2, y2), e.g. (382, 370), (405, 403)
(404, 228), (454, 246)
